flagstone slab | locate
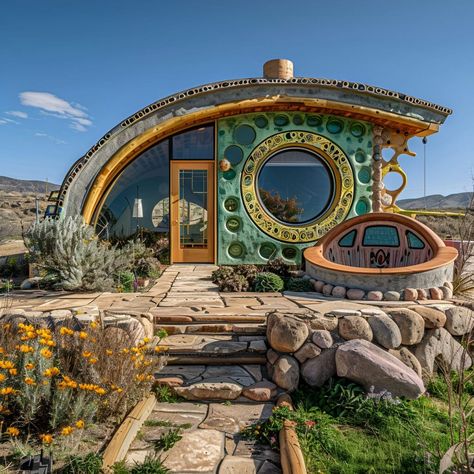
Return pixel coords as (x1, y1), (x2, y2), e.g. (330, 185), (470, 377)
(200, 403), (273, 434)
(158, 365), (206, 380)
(153, 401), (208, 415)
(175, 378), (243, 401)
(242, 365), (263, 382)
(219, 456), (261, 473)
(146, 410), (206, 430)
(234, 439), (280, 463)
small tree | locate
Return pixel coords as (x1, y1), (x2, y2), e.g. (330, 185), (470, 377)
(24, 216), (130, 291)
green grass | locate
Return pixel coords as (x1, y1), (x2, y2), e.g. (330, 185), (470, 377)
(243, 378), (461, 474)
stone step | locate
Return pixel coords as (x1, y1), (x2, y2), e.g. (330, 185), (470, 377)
(167, 353), (267, 365)
(156, 322), (266, 336)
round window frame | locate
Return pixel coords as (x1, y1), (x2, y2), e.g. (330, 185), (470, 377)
(256, 147), (336, 226)
(241, 131), (354, 243)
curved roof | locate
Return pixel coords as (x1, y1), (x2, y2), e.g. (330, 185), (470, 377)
(58, 76), (452, 217)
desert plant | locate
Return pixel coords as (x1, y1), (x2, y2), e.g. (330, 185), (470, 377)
(211, 266), (235, 284)
(121, 240), (161, 279)
(263, 257), (292, 278)
(62, 452), (103, 474)
(0, 317), (166, 455)
(219, 273), (249, 292)
(254, 272), (284, 292)
(234, 264), (259, 286)
(24, 216), (132, 291)
(153, 428), (182, 452)
(286, 277), (313, 292)
(119, 271), (135, 293)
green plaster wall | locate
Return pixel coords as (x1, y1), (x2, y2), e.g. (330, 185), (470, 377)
(216, 112), (373, 265)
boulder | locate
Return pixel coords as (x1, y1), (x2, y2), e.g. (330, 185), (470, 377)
(388, 348), (423, 378)
(272, 355), (299, 392)
(338, 316), (373, 341)
(266, 312), (309, 353)
(332, 286), (347, 298)
(336, 340), (425, 399)
(346, 289), (365, 300)
(444, 281), (454, 291)
(439, 286), (453, 300)
(385, 308), (425, 345)
(403, 288), (418, 301)
(444, 306), (474, 336)
(429, 288), (443, 300)
(20, 277), (42, 290)
(367, 291), (383, 301)
(326, 309), (362, 318)
(322, 284), (334, 296)
(294, 342), (321, 363)
(414, 328), (472, 376)
(384, 291), (401, 301)
(266, 349), (279, 365)
(308, 313), (338, 331)
(311, 330), (333, 349)
(301, 345), (339, 387)
(409, 306), (446, 329)
(313, 280), (325, 293)
(242, 381), (277, 402)
(367, 314), (402, 349)
(417, 289), (428, 300)
(103, 314), (145, 345)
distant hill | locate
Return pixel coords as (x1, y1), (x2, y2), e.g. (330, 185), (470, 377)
(398, 192), (473, 210)
(0, 176), (60, 194)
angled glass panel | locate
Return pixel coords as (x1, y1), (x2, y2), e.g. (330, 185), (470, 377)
(407, 230), (425, 249)
(338, 230), (357, 248)
(362, 225), (400, 247)
(172, 125), (214, 160)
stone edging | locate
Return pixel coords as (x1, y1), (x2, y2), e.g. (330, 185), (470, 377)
(277, 394), (307, 474)
(102, 394), (157, 471)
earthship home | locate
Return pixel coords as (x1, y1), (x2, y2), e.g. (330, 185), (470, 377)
(53, 59), (453, 274)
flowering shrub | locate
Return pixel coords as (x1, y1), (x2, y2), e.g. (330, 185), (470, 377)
(0, 318), (166, 453)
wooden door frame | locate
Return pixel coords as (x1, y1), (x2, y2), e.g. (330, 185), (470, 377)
(170, 160), (215, 263)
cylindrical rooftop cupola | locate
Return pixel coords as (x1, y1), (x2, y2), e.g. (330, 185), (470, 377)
(263, 58), (294, 80)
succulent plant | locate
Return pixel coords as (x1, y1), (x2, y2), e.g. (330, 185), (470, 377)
(263, 258), (292, 278)
(254, 272), (284, 292)
(285, 277), (313, 292)
(219, 273), (249, 292)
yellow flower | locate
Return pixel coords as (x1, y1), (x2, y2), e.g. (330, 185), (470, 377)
(40, 348), (53, 359)
(0, 387), (15, 396)
(105, 349), (113, 356)
(18, 344), (34, 353)
(6, 426), (19, 437)
(25, 363), (35, 370)
(143, 337), (150, 344)
(39, 434), (53, 444)
(0, 347), (4, 354)
(90, 321), (98, 329)
(0, 360), (14, 369)
(75, 420), (85, 429)
(43, 367), (60, 377)
(60, 327), (74, 336)
(89, 358), (98, 364)
(0, 374), (5, 383)
(60, 426), (74, 436)
(82, 351), (92, 358)
(8, 368), (17, 376)
(24, 377), (36, 385)
(78, 331), (88, 340)
(95, 387), (106, 396)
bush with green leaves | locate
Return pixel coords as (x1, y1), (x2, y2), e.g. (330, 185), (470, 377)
(254, 272), (284, 292)
(121, 240), (161, 278)
(219, 273), (249, 292)
(285, 277), (313, 292)
(24, 216), (132, 291)
(211, 266), (235, 284)
(119, 271), (135, 292)
(263, 257), (292, 278)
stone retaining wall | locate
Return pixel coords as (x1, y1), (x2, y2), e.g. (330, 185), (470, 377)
(266, 303), (473, 399)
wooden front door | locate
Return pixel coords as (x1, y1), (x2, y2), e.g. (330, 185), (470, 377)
(170, 161), (214, 263)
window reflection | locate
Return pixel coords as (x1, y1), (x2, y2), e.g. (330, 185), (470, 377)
(96, 140), (170, 240)
(257, 149), (333, 224)
(172, 125), (214, 160)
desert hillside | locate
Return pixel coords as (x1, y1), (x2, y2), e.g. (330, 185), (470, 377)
(398, 192), (473, 210)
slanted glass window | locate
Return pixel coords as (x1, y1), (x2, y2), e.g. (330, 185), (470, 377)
(362, 225), (400, 247)
(257, 149), (333, 224)
(96, 140), (170, 242)
(338, 230), (357, 247)
(172, 125), (214, 160)
(407, 230), (425, 249)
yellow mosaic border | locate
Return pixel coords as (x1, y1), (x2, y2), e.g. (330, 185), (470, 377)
(241, 131), (354, 243)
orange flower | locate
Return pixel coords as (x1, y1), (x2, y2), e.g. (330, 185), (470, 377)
(89, 358), (98, 364)
(75, 420), (85, 429)
(60, 327), (74, 336)
(43, 367), (60, 377)
(0, 347), (5, 354)
(8, 369), (17, 376)
(60, 426), (74, 436)
(0, 387), (15, 396)
(39, 434), (53, 444)
(0, 360), (14, 369)
(24, 377), (36, 385)
(95, 387), (106, 396)
(90, 321), (98, 329)
(82, 351), (92, 358)
(18, 344), (34, 353)
(25, 363), (35, 370)
(78, 331), (88, 340)
(105, 349), (113, 356)
(40, 348), (53, 359)
(0, 374), (5, 383)
(6, 426), (19, 437)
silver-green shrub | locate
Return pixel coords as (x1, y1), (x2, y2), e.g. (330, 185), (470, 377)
(24, 216), (130, 291)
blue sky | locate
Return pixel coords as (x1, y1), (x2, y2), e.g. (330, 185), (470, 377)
(0, 0), (472, 198)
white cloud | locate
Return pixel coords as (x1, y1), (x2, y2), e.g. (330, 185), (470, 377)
(0, 117), (19, 125)
(0, 119), (8, 125)
(6, 110), (28, 119)
(34, 131), (67, 145)
(19, 91), (92, 132)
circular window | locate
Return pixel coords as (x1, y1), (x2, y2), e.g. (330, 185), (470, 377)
(257, 149), (334, 224)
